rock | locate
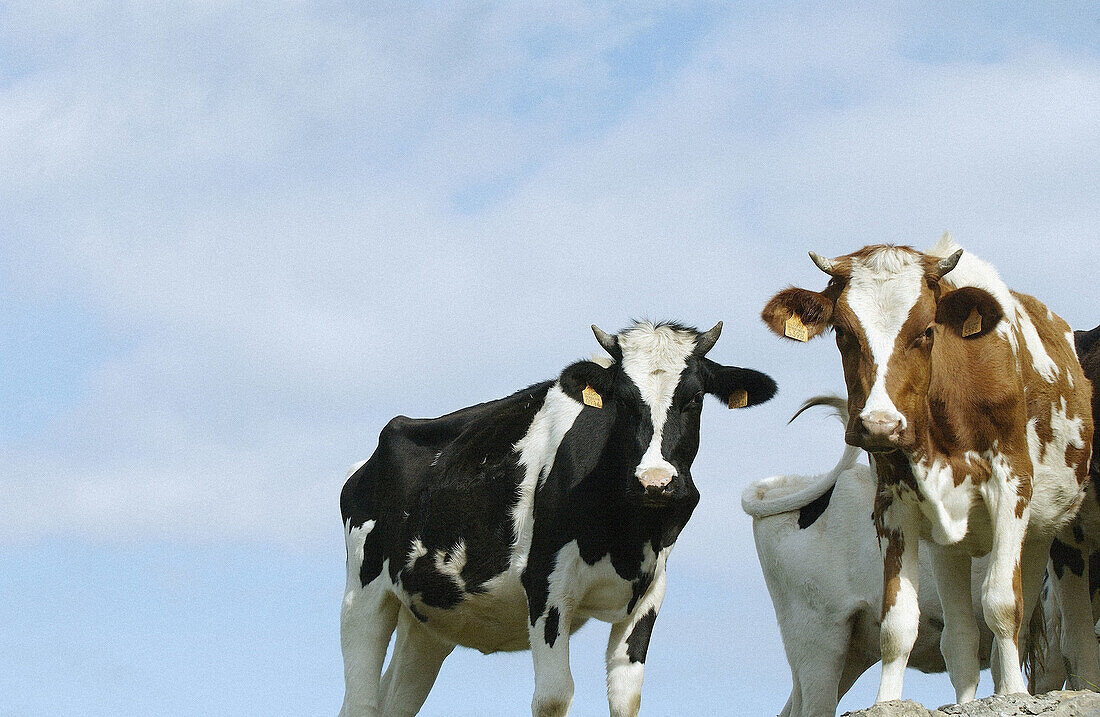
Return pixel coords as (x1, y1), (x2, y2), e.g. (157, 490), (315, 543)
(840, 691), (1100, 717)
(841, 699), (934, 717)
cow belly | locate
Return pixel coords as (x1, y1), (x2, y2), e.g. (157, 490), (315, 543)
(399, 556), (637, 653)
(1030, 463), (1090, 538)
(408, 573), (532, 653)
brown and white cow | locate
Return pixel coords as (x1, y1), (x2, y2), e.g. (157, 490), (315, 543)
(761, 235), (1093, 704)
(1036, 324), (1100, 691)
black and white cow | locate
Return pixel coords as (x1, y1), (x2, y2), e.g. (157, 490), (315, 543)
(339, 321), (776, 717)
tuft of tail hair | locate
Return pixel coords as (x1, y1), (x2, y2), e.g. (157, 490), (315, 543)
(789, 395), (862, 476)
(789, 394), (849, 426)
(1024, 573), (1051, 693)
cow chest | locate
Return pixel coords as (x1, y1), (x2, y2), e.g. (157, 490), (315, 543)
(396, 539), (659, 654)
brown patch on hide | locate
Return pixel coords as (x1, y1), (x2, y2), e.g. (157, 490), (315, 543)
(925, 301), (1022, 465)
(873, 479), (909, 619)
(873, 451), (922, 495)
(881, 527), (905, 619)
(1016, 477), (1033, 519)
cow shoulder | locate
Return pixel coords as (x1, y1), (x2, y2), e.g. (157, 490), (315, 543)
(435, 381), (554, 477)
(928, 316), (1020, 453)
(397, 382), (555, 602)
(1012, 293), (1093, 482)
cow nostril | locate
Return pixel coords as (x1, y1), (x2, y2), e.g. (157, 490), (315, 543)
(638, 468), (674, 490)
(860, 411), (901, 438)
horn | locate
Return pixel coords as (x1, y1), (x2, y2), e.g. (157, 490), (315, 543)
(591, 325), (619, 357)
(695, 321), (723, 356)
(929, 248), (963, 280)
(808, 251), (843, 277)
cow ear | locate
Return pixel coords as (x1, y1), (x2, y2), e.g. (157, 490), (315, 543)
(936, 287), (1003, 339)
(702, 358), (777, 409)
(559, 360), (615, 406)
(761, 287), (833, 342)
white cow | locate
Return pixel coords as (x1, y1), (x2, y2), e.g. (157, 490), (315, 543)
(743, 397), (993, 717)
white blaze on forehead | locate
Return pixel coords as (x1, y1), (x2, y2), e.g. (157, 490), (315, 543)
(617, 323), (697, 477)
(845, 248), (926, 421)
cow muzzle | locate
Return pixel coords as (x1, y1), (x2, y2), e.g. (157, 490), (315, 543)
(856, 409), (904, 451)
(637, 467), (677, 505)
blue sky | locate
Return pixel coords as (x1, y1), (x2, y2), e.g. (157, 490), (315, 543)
(2, 2), (1098, 715)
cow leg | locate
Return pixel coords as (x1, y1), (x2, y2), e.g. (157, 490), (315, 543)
(837, 650), (876, 704)
(778, 687), (796, 717)
(875, 497), (921, 703)
(786, 672), (803, 717)
(979, 466), (1029, 695)
(793, 621), (850, 717)
(339, 577), (400, 717)
(928, 543), (980, 703)
(838, 610), (878, 704)
(377, 607), (455, 716)
(1048, 526), (1100, 690)
(528, 601), (574, 717)
(605, 567), (667, 717)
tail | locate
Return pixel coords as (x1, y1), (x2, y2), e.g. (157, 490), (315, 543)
(741, 395), (863, 518)
(1024, 572), (1053, 693)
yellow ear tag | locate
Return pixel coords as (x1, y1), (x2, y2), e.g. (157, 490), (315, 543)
(581, 384), (603, 409)
(785, 314), (809, 342)
(962, 308), (982, 338)
(728, 389), (748, 409)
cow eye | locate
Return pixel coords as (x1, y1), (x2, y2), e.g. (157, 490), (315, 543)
(684, 391), (704, 410)
(912, 326), (934, 348)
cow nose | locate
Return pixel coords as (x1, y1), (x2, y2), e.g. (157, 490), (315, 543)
(861, 410), (902, 439)
(638, 467), (674, 491)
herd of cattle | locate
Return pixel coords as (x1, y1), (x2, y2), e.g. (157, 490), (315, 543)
(337, 236), (1098, 717)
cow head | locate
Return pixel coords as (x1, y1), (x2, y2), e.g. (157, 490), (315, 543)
(560, 321), (776, 506)
(762, 244), (1003, 453)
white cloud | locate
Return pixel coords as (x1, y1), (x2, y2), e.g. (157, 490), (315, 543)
(2, 3), (1097, 554)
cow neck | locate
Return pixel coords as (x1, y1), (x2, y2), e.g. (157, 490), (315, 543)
(878, 389), (992, 488)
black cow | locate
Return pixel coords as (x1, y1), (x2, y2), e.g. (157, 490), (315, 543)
(338, 321), (776, 717)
